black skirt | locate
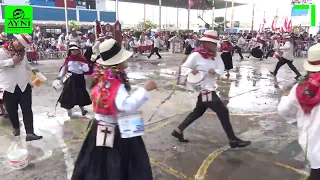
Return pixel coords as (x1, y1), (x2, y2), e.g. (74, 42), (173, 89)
(71, 120), (153, 180)
(58, 73), (92, 110)
(250, 47), (263, 58)
(221, 52), (233, 70)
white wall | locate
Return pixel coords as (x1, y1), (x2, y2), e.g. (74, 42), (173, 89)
(96, 0), (106, 11)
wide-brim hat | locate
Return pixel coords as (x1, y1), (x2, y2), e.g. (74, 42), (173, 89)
(13, 34), (31, 48)
(303, 43), (320, 72)
(0, 32), (8, 41)
(283, 33), (291, 39)
(69, 41), (80, 50)
(97, 39), (133, 66)
(221, 35), (229, 41)
(199, 30), (219, 43)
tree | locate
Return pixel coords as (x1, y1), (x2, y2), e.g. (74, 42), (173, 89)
(68, 20), (80, 30)
(137, 19), (158, 31)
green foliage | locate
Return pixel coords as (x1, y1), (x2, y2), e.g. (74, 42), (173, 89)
(68, 20), (80, 30)
(137, 19), (158, 31)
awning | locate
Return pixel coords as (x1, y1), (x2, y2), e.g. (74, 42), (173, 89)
(109, 0), (246, 10)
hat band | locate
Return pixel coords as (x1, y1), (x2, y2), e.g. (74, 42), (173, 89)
(309, 60), (320, 65)
(203, 34), (218, 40)
(100, 43), (121, 61)
(20, 34), (30, 45)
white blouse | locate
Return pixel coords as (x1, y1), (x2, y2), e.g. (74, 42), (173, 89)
(278, 84), (320, 169)
(58, 61), (89, 78)
(94, 84), (150, 124)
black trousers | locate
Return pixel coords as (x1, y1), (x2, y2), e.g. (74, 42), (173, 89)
(148, 47), (162, 58)
(309, 169), (320, 180)
(265, 49), (275, 59)
(273, 57), (301, 76)
(232, 45), (243, 59)
(178, 92), (237, 140)
(3, 84), (34, 134)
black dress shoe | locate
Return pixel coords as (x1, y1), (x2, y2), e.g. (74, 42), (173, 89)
(26, 134), (43, 141)
(171, 130), (189, 143)
(12, 129), (20, 136)
(81, 110), (88, 116)
(270, 71), (276, 76)
(229, 138), (251, 148)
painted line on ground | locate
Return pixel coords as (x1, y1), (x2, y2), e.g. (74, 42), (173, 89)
(150, 158), (193, 180)
(276, 162), (309, 176)
(195, 137), (305, 180)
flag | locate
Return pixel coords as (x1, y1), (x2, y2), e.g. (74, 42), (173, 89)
(271, 16), (278, 31)
(287, 19), (292, 32)
(283, 17), (288, 31)
(189, 0), (194, 7)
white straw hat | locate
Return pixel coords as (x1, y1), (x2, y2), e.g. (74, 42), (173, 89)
(13, 34), (32, 48)
(199, 30), (219, 43)
(283, 33), (291, 39)
(97, 39), (133, 66)
(303, 43), (320, 72)
(69, 41), (80, 50)
(221, 35), (229, 41)
(0, 32), (8, 41)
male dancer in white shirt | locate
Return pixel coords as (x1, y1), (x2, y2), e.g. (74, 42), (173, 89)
(270, 33), (301, 80)
(172, 30), (251, 148)
(0, 34), (42, 141)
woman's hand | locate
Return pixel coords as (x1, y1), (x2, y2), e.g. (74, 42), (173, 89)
(209, 68), (216, 75)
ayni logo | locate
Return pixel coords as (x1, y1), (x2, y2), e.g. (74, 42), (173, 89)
(5, 6), (33, 34)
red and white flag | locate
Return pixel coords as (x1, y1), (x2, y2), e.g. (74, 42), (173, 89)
(287, 19), (292, 32)
(271, 16), (278, 31)
(283, 17), (288, 31)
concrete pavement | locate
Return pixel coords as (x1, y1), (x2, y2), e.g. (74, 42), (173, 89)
(0, 52), (310, 180)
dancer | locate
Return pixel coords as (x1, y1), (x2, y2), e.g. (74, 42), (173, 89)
(246, 37), (264, 60)
(147, 34), (162, 59)
(232, 33), (245, 60)
(171, 30), (251, 148)
(278, 43), (320, 180)
(0, 32), (8, 117)
(91, 34), (105, 62)
(0, 34), (42, 141)
(71, 39), (156, 180)
(265, 35), (281, 60)
(220, 35), (234, 76)
(270, 33), (301, 80)
(57, 42), (92, 117)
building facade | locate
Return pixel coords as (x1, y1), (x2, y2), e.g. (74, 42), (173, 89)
(0, 0), (116, 38)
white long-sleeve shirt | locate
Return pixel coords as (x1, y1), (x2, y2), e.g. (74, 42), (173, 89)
(0, 49), (34, 93)
(58, 61), (89, 78)
(278, 84), (320, 169)
(237, 37), (246, 48)
(280, 41), (294, 60)
(182, 52), (225, 91)
(95, 85), (150, 124)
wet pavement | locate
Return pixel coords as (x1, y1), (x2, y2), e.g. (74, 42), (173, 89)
(0, 52), (310, 180)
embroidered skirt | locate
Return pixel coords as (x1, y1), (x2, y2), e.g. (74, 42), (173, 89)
(221, 52), (233, 70)
(71, 119), (153, 180)
(58, 73), (92, 110)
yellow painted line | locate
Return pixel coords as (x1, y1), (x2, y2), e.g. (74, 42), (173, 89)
(151, 99), (277, 116)
(146, 116), (177, 133)
(189, 133), (217, 143)
(276, 162), (309, 176)
(150, 158), (193, 180)
(194, 149), (225, 180)
(195, 137), (298, 180)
